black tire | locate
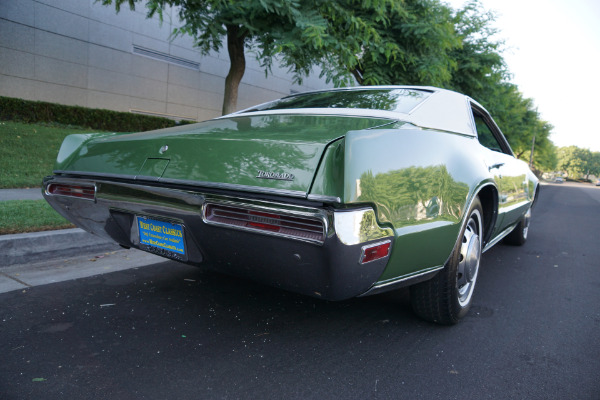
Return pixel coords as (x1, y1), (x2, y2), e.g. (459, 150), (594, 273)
(410, 197), (483, 325)
(503, 208), (531, 246)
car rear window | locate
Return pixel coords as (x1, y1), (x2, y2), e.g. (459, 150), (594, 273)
(245, 89), (432, 114)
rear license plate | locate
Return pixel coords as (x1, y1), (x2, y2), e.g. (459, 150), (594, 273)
(137, 216), (185, 259)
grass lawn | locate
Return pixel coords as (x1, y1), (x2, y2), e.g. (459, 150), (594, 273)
(0, 120), (100, 188)
(0, 200), (75, 235)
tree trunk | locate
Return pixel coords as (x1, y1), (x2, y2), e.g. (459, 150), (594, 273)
(351, 67), (364, 86)
(222, 25), (247, 115)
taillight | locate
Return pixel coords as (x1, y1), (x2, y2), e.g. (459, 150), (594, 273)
(47, 183), (96, 200)
(247, 210), (281, 231)
(204, 203), (325, 243)
(360, 240), (391, 264)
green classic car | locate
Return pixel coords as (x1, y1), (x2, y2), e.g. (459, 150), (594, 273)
(43, 86), (539, 324)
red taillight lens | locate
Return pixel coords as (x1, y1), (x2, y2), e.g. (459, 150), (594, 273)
(248, 210), (281, 231)
(360, 241), (391, 264)
(47, 183), (95, 200)
(204, 203), (324, 243)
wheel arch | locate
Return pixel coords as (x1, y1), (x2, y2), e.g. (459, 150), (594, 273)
(473, 183), (498, 247)
(531, 181), (541, 209)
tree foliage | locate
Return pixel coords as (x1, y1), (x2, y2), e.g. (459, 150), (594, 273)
(444, 2), (555, 171)
(358, 165), (469, 227)
(104, 0), (398, 114)
(557, 146), (600, 179)
(103, 0), (559, 170)
(348, 0), (460, 86)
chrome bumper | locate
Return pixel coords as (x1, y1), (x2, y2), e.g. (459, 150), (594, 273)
(43, 176), (394, 301)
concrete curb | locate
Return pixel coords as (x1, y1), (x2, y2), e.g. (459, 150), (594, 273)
(0, 188), (44, 202)
(0, 228), (121, 268)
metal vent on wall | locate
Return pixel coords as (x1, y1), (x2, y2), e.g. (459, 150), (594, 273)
(132, 45), (200, 70)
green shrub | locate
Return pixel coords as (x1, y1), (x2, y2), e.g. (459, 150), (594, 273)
(0, 96), (193, 132)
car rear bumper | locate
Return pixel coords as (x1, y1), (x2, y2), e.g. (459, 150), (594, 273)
(43, 176), (394, 301)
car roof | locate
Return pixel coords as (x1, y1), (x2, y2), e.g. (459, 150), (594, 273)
(229, 86), (483, 137)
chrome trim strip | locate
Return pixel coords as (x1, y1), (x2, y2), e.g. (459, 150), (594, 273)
(459, 182), (497, 251)
(363, 265), (444, 294)
(483, 224), (516, 253)
(226, 108), (410, 121)
(135, 175), (161, 182)
(159, 178), (307, 199)
(53, 171), (308, 199)
(306, 194), (341, 203)
(54, 170), (137, 181)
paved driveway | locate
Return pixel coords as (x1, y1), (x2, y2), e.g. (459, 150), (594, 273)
(0, 183), (598, 399)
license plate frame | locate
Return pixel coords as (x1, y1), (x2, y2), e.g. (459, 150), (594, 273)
(136, 216), (186, 260)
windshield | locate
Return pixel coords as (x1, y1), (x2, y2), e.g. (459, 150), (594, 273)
(244, 88), (432, 114)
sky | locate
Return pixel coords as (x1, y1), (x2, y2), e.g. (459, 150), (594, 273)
(446, 0), (600, 152)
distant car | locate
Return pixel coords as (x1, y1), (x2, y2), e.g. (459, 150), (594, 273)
(596, 179), (600, 186)
(555, 177), (564, 183)
(43, 86), (539, 324)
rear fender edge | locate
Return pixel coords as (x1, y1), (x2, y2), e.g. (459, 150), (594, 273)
(475, 183), (499, 246)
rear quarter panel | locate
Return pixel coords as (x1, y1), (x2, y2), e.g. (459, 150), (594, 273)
(338, 127), (494, 282)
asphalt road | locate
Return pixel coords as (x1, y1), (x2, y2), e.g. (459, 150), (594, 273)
(1, 183), (598, 400)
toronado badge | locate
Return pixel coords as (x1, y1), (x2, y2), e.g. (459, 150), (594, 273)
(256, 170), (295, 181)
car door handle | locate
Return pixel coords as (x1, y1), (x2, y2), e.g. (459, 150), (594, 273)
(488, 162), (504, 171)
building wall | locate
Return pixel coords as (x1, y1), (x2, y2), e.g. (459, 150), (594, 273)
(0, 0), (331, 121)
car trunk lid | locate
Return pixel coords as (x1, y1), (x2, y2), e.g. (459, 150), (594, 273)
(55, 114), (393, 196)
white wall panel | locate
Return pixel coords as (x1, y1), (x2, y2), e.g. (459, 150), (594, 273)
(35, 30), (88, 65)
(88, 45), (132, 75)
(35, 56), (88, 87)
(0, 1), (332, 119)
(34, 2), (89, 39)
(0, 20), (35, 52)
(0, 0), (35, 26)
(0, 48), (35, 79)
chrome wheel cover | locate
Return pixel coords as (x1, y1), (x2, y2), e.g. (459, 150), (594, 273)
(456, 209), (482, 307)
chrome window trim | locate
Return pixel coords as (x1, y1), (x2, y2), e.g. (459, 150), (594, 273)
(227, 108), (410, 121)
(228, 85), (438, 116)
(469, 101), (515, 157)
(226, 86), (477, 137)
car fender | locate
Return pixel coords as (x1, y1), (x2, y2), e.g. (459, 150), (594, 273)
(339, 127), (496, 282)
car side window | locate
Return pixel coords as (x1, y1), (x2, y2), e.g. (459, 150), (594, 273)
(473, 112), (504, 153)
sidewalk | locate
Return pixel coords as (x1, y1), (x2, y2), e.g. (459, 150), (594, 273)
(0, 188), (44, 202)
(0, 188), (118, 267)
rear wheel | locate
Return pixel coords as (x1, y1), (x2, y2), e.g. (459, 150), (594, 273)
(504, 208), (531, 246)
(410, 197), (483, 325)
